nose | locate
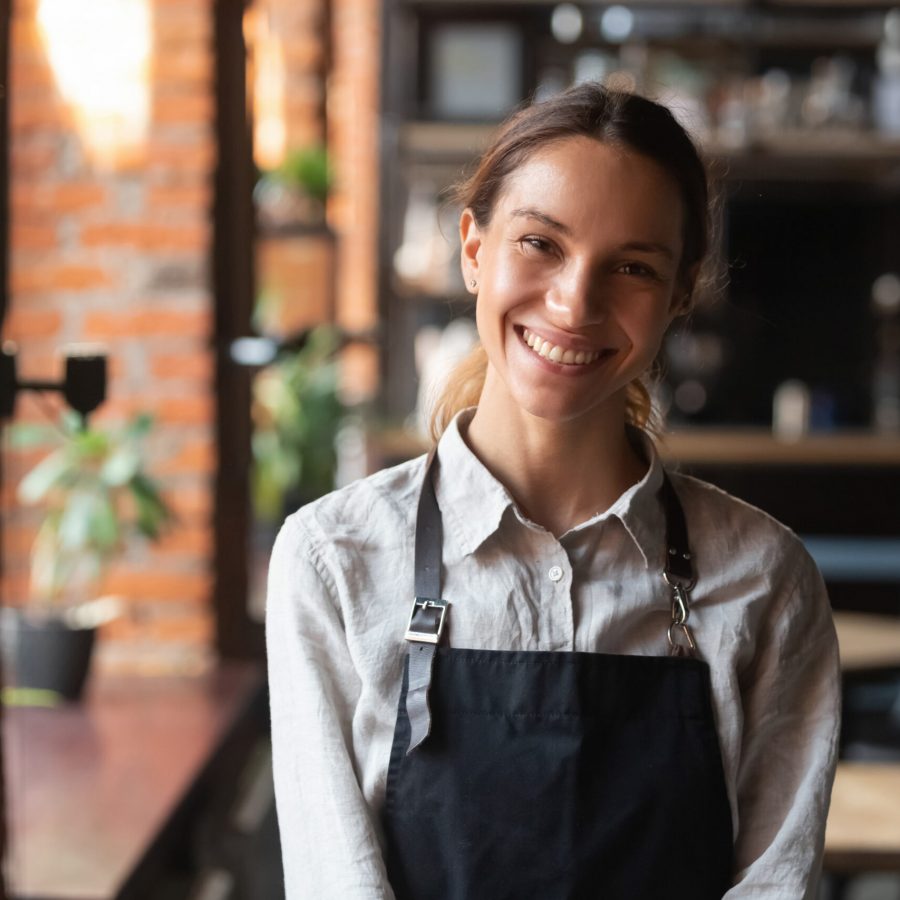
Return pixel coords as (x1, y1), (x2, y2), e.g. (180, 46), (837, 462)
(545, 260), (605, 330)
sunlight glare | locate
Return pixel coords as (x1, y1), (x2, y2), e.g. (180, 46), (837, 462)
(37, 0), (152, 168)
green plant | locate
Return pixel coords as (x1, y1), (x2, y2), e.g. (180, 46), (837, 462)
(276, 145), (332, 204)
(13, 411), (172, 608)
(251, 326), (345, 522)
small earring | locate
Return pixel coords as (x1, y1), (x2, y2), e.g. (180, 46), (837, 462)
(470, 279), (477, 289)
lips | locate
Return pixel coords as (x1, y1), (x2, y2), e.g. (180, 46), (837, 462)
(521, 327), (613, 367)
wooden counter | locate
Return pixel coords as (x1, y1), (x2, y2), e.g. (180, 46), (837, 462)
(4, 662), (266, 900)
(825, 762), (900, 872)
(835, 612), (900, 673)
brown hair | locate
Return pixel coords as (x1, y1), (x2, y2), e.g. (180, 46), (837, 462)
(429, 83), (716, 444)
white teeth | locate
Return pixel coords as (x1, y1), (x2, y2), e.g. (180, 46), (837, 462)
(521, 328), (603, 367)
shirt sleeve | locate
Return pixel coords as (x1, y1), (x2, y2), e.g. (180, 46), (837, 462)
(724, 545), (841, 898)
(266, 515), (397, 900)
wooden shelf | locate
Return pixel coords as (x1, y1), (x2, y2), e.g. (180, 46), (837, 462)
(367, 426), (900, 470)
(834, 611), (900, 671)
(399, 0), (897, 9)
(660, 429), (900, 466)
(400, 122), (900, 179)
(400, 122), (496, 159)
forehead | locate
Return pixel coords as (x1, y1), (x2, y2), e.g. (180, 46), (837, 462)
(494, 136), (684, 245)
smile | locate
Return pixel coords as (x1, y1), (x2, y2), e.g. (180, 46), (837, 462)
(521, 328), (611, 367)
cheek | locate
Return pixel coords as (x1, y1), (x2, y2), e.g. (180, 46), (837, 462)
(475, 266), (526, 337)
(623, 301), (673, 353)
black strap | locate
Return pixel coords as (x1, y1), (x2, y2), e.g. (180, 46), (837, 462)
(660, 474), (694, 586)
(414, 450), (442, 600)
(404, 451), (445, 753)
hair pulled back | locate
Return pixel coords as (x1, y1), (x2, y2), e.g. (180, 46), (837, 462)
(429, 82), (714, 443)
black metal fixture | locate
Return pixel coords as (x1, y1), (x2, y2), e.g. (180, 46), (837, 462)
(0, 342), (107, 422)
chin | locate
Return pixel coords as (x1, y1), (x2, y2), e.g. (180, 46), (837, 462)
(507, 383), (629, 427)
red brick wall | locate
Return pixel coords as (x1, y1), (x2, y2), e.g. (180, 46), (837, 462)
(330, 0), (380, 401)
(2, 0), (381, 674)
(3, 0), (217, 675)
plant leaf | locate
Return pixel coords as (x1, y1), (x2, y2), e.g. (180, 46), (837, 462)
(6, 422), (58, 449)
(17, 450), (70, 504)
(101, 447), (140, 486)
(124, 413), (154, 439)
(88, 496), (119, 550)
(57, 491), (96, 551)
(130, 474), (172, 537)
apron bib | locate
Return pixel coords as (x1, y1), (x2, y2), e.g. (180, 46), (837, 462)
(382, 455), (734, 900)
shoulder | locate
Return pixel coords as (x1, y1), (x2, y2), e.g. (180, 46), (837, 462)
(666, 472), (833, 677)
(290, 452), (427, 537)
(273, 453), (429, 582)
(667, 470), (820, 594)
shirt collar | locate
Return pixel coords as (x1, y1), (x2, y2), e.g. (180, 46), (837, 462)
(433, 409), (512, 559)
(603, 428), (666, 571)
(433, 409), (667, 570)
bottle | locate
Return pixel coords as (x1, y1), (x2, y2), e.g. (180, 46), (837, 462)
(871, 272), (900, 433)
(874, 9), (900, 136)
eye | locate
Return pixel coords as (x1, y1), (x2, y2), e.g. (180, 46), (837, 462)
(618, 261), (660, 279)
(518, 235), (556, 256)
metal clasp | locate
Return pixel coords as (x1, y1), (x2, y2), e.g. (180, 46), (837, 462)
(666, 581), (698, 656)
(405, 597), (450, 645)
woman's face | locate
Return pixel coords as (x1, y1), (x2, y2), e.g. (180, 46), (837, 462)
(460, 135), (687, 425)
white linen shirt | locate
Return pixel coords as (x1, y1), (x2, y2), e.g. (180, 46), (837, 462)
(267, 409), (841, 900)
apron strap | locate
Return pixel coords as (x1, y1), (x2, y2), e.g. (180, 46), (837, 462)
(660, 474), (699, 658)
(404, 451), (450, 753)
(414, 450), (443, 600)
(661, 474), (693, 584)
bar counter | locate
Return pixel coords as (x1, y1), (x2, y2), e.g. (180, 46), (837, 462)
(4, 662), (266, 900)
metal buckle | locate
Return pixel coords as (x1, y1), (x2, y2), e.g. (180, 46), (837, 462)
(404, 597), (450, 645)
(667, 582), (698, 656)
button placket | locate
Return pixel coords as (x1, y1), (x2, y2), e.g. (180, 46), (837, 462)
(542, 551), (574, 650)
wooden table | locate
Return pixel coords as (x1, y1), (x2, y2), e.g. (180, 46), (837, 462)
(4, 662), (266, 900)
(825, 762), (900, 872)
(834, 612), (900, 673)
(825, 613), (900, 878)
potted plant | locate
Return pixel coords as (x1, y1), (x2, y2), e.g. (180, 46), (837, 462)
(253, 144), (333, 231)
(251, 325), (345, 523)
(4, 410), (172, 701)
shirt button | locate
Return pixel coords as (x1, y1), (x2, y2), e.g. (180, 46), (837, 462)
(548, 565), (563, 582)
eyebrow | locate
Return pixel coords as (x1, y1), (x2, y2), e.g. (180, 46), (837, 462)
(509, 207), (571, 235)
(509, 208), (677, 260)
(618, 241), (677, 261)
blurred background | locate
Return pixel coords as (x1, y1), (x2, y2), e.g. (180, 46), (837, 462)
(0, 0), (898, 897)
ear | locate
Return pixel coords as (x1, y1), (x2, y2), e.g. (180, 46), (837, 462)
(459, 208), (483, 294)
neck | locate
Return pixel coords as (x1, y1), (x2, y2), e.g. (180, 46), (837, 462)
(466, 373), (649, 538)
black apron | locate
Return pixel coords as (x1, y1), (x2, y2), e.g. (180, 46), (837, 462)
(383, 456), (734, 900)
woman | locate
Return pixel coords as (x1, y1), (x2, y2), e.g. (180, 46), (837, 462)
(267, 84), (840, 899)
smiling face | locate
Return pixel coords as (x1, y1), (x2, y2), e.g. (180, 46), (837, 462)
(461, 135), (687, 427)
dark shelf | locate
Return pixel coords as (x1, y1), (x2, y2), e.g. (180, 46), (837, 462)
(399, 122), (900, 184)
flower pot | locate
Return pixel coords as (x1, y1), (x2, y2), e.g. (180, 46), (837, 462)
(2, 609), (97, 702)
